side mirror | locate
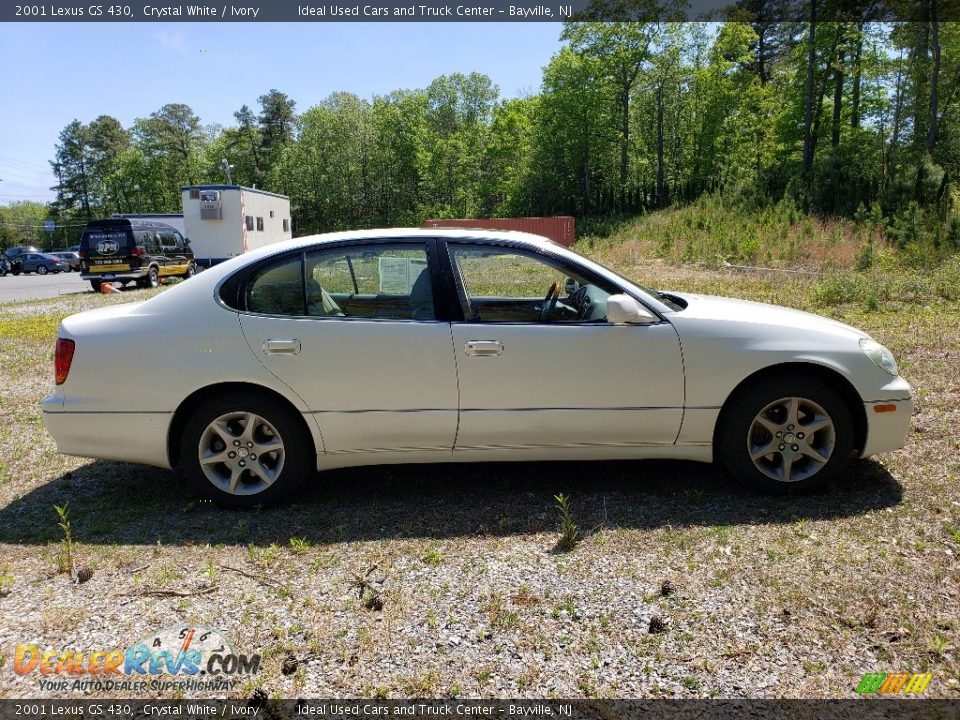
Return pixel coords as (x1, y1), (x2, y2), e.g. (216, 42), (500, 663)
(607, 294), (657, 324)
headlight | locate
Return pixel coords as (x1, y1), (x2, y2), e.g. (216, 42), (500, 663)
(860, 338), (898, 376)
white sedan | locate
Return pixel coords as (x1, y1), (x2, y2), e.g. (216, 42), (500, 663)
(43, 229), (912, 507)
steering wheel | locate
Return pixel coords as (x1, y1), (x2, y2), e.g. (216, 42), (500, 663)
(539, 280), (562, 321)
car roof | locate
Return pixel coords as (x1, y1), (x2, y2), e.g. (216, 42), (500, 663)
(242, 227), (560, 261)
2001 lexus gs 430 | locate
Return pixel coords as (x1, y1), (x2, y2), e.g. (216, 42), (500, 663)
(43, 229), (912, 507)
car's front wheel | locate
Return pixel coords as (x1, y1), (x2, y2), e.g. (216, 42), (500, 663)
(181, 393), (311, 508)
(718, 376), (853, 494)
(182, 262), (197, 279)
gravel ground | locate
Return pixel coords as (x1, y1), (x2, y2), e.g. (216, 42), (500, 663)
(0, 264), (957, 701)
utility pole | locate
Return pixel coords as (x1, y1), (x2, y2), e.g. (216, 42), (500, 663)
(221, 158), (234, 185)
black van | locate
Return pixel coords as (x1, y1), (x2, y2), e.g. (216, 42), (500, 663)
(79, 219), (196, 292)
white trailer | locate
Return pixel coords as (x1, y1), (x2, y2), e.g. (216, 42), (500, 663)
(181, 185), (292, 267)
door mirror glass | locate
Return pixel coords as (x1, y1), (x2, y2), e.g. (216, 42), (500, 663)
(607, 294), (657, 324)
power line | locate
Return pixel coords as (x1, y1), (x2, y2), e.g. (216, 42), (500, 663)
(0, 167), (53, 182)
(0, 153), (53, 171)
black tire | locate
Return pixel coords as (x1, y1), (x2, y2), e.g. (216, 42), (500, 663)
(139, 266), (160, 289)
(89, 279), (102, 292)
(717, 375), (853, 494)
(37, 265), (48, 275)
(182, 262), (197, 280)
(181, 392), (311, 508)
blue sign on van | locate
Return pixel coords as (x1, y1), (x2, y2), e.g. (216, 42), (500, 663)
(44, 220), (55, 231)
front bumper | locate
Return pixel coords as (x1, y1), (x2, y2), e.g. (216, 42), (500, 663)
(860, 396), (913, 458)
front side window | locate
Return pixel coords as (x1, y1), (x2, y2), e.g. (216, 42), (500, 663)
(242, 243), (435, 320)
(449, 244), (615, 324)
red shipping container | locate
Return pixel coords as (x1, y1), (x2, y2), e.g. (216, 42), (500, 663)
(421, 216), (576, 247)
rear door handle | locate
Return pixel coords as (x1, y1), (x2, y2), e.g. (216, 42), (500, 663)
(465, 340), (504, 356)
(262, 338), (301, 355)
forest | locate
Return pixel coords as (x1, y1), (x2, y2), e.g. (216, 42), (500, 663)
(2, 12), (958, 269)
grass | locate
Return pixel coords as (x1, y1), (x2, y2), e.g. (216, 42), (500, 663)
(0, 216), (958, 699)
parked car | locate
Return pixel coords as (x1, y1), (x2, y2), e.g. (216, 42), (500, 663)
(0, 256), (9, 277)
(79, 218), (196, 292)
(11, 252), (65, 275)
(48, 251), (81, 272)
(43, 229), (913, 508)
(4, 245), (40, 260)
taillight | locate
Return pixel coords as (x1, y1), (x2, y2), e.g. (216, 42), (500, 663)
(131, 246), (144, 257)
(78, 249), (87, 259)
(55, 338), (75, 385)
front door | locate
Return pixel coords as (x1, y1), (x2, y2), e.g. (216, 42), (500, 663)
(444, 242), (685, 451)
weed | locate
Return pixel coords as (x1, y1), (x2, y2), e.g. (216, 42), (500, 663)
(553, 493), (579, 553)
(247, 543), (281, 569)
(551, 595), (579, 620)
(352, 565), (385, 611)
(0, 564), (13, 596)
(484, 593), (520, 630)
(205, 559), (217, 583)
(422, 546), (443, 566)
(404, 670), (440, 697)
(54, 503), (76, 576)
(288, 537), (311, 555)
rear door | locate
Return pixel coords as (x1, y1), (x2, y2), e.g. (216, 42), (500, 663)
(83, 222), (133, 276)
(237, 239), (458, 455)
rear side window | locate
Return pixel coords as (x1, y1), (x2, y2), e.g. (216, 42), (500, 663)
(240, 243), (435, 321)
(246, 254), (305, 316)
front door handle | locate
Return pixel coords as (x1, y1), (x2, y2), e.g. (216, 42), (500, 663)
(263, 338), (301, 355)
(465, 340), (504, 356)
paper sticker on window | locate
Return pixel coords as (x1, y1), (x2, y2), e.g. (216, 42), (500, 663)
(378, 257), (427, 295)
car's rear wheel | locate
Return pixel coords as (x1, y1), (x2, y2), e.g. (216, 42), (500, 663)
(89, 279), (102, 292)
(37, 265), (48, 275)
(181, 393), (310, 508)
(718, 376), (853, 494)
(139, 266), (160, 289)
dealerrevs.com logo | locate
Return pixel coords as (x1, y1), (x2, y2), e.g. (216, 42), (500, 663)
(13, 626), (260, 692)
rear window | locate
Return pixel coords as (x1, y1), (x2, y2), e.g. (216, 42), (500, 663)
(82, 227), (129, 252)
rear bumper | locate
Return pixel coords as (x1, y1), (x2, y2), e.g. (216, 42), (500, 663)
(860, 397), (913, 457)
(81, 269), (149, 282)
(42, 398), (173, 469)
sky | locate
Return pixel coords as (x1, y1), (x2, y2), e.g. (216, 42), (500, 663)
(0, 22), (564, 206)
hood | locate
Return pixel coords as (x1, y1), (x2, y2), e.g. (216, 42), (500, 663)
(667, 292), (867, 339)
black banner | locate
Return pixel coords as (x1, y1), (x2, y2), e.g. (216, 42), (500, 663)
(1, 700), (959, 720)
(2, 0), (957, 23)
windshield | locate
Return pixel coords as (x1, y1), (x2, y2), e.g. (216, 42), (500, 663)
(551, 243), (685, 311)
